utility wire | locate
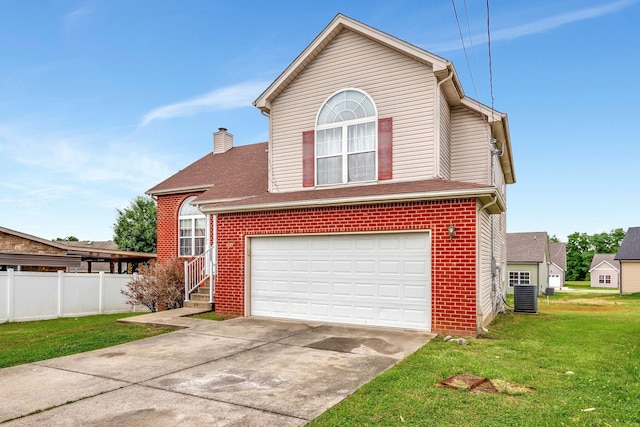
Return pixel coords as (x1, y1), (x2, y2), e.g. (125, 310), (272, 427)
(451, 0), (478, 99)
(486, 0), (495, 121)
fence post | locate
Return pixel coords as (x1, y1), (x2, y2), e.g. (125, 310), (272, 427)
(7, 268), (14, 322)
(57, 271), (64, 318)
(99, 271), (104, 314)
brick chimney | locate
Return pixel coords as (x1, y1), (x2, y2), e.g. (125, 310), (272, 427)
(213, 127), (233, 154)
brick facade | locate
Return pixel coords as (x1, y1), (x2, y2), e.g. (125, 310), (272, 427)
(212, 199), (478, 335)
(0, 232), (66, 256)
(156, 193), (204, 263)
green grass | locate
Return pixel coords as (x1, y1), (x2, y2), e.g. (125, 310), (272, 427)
(189, 311), (229, 321)
(309, 292), (640, 426)
(564, 280), (616, 291)
(0, 313), (175, 369)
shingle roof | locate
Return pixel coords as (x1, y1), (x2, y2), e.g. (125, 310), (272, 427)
(549, 242), (566, 270)
(197, 178), (502, 214)
(589, 253), (620, 271)
(506, 232), (549, 263)
(615, 227), (640, 260)
(146, 142), (268, 198)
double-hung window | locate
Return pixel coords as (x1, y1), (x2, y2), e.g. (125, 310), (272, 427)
(316, 89), (377, 185)
(178, 197), (206, 257)
(598, 274), (611, 284)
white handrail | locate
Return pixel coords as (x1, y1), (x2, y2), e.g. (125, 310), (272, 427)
(184, 245), (216, 302)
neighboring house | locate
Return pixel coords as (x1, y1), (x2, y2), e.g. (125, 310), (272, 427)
(506, 232), (550, 293)
(614, 227), (640, 294)
(588, 254), (620, 288)
(0, 226), (155, 273)
(548, 242), (566, 288)
(147, 14), (515, 336)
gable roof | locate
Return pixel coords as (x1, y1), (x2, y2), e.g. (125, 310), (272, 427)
(506, 232), (549, 263)
(589, 253), (620, 272)
(252, 13), (514, 184)
(549, 242), (567, 271)
(615, 227), (640, 260)
(147, 142), (268, 198)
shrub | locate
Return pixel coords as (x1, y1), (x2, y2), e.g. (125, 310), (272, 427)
(121, 258), (185, 312)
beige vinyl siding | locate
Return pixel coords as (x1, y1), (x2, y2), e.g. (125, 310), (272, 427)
(439, 89), (451, 180)
(620, 261), (640, 294)
(478, 205), (507, 328)
(269, 29), (437, 193)
(478, 206), (492, 327)
(590, 266), (619, 288)
(451, 106), (490, 185)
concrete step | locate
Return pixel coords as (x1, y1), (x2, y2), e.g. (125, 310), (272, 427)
(183, 300), (213, 310)
(190, 293), (211, 302)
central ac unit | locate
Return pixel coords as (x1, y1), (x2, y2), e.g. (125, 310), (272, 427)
(514, 284), (538, 313)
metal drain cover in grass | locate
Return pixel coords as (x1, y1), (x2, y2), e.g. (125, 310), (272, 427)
(437, 374), (499, 394)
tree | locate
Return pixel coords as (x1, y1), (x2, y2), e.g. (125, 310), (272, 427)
(113, 196), (157, 253)
(566, 229), (626, 281)
(549, 235), (560, 243)
(54, 236), (79, 242)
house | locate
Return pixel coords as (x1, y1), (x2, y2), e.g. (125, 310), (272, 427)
(147, 14), (515, 336)
(588, 254), (620, 288)
(614, 226), (640, 294)
(548, 242), (566, 288)
(506, 232), (550, 293)
(0, 226), (155, 273)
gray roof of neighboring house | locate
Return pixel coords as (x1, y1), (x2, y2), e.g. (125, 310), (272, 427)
(506, 232), (549, 263)
(589, 253), (620, 271)
(615, 227), (640, 260)
(549, 242), (566, 270)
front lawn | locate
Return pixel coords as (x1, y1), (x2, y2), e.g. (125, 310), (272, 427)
(0, 313), (175, 369)
(309, 292), (640, 426)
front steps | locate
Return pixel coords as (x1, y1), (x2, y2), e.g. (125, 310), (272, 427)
(183, 286), (213, 311)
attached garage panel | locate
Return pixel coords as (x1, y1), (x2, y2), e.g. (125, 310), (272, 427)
(249, 232), (431, 330)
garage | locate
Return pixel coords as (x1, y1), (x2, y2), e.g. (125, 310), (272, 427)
(249, 232), (431, 330)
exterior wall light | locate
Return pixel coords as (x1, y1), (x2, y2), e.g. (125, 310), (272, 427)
(448, 224), (457, 240)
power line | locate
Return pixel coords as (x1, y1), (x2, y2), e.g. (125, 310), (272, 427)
(451, 0), (478, 99)
(486, 0), (495, 121)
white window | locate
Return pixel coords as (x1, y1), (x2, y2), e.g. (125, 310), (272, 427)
(598, 274), (611, 284)
(509, 271), (530, 287)
(316, 89), (377, 185)
(178, 197), (206, 257)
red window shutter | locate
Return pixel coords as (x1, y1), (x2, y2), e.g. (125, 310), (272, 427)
(378, 117), (392, 180)
(302, 130), (314, 187)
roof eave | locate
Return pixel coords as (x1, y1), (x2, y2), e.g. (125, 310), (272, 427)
(253, 13), (450, 113)
(146, 184), (213, 197)
(199, 187), (505, 215)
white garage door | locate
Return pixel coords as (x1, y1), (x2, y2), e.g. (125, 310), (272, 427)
(249, 232), (431, 330)
(549, 274), (561, 288)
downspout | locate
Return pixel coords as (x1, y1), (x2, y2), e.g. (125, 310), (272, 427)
(434, 69), (453, 179)
(477, 194), (498, 331)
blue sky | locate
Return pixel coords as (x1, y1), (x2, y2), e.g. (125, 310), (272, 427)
(1, 0), (638, 242)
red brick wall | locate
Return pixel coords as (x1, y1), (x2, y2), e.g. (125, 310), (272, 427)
(215, 199), (478, 336)
(156, 193), (203, 263)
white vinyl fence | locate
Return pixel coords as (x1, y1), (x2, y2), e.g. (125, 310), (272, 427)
(0, 270), (146, 323)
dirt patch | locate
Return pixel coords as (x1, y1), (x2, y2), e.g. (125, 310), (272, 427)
(437, 375), (534, 395)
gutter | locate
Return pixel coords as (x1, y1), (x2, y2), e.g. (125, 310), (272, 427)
(199, 187), (506, 215)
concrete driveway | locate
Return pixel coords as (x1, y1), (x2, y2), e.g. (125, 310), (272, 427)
(0, 310), (435, 426)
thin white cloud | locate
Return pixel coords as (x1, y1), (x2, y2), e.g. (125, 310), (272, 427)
(433, 0), (636, 51)
(139, 80), (269, 127)
(62, 3), (95, 32)
(492, 0), (635, 41)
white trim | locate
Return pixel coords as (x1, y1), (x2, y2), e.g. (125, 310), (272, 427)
(549, 261), (565, 273)
(588, 260), (620, 273)
(199, 187), (505, 215)
(146, 184), (213, 197)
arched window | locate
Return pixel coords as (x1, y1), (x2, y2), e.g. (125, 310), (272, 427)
(315, 89), (377, 185)
(178, 197), (205, 256)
